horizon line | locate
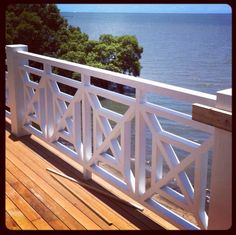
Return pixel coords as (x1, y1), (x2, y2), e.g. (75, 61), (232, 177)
(61, 11), (231, 14)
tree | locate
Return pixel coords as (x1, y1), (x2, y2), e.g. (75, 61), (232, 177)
(6, 4), (68, 56)
(59, 32), (143, 77)
(6, 4), (143, 93)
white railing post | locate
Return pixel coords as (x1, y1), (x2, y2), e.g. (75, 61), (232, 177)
(44, 64), (54, 140)
(82, 74), (92, 180)
(208, 88), (232, 230)
(6, 45), (29, 136)
(135, 89), (146, 196)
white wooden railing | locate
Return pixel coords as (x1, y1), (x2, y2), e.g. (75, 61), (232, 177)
(5, 45), (232, 230)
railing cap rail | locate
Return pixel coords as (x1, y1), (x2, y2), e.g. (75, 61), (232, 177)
(16, 49), (217, 106)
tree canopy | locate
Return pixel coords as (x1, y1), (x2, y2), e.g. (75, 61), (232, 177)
(6, 4), (68, 57)
(6, 4), (143, 78)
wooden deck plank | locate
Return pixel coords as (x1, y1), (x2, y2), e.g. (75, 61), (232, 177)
(8, 132), (161, 230)
(13, 136), (145, 229)
(52, 173), (138, 230)
(30, 218), (53, 230)
(23, 135), (166, 230)
(6, 149), (99, 230)
(5, 131), (140, 230)
(6, 159), (88, 230)
(6, 169), (70, 230)
(5, 136), (118, 230)
(7, 164), (85, 230)
(6, 182), (53, 230)
(6, 181), (42, 222)
(6, 196), (37, 230)
(5, 120), (167, 230)
(5, 212), (21, 230)
(91, 172), (177, 230)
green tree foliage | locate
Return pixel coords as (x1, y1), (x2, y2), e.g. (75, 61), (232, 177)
(60, 33), (143, 77)
(6, 4), (68, 56)
(6, 4), (143, 92)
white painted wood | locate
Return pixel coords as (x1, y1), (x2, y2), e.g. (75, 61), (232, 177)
(216, 88), (232, 112)
(193, 152), (209, 229)
(208, 89), (232, 230)
(5, 111), (11, 118)
(91, 164), (129, 192)
(151, 141), (163, 185)
(39, 85), (46, 136)
(143, 102), (214, 134)
(93, 113), (102, 149)
(121, 121), (135, 193)
(55, 91), (74, 103)
(5, 71), (10, 107)
(81, 74), (92, 179)
(6, 45), (29, 136)
(6, 45), (232, 230)
(135, 90), (146, 196)
(73, 101), (82, 159)
(24, 123), (43, 138)
(25, 80), (39, 90)
(19, 64), (44, 77)
(50, 72), (82, 88)
(208, 129), (232, 230)
(144, 198), (199, 230)
(98, 115), (121, 159)
(159, 130), (200, 152)
(17, 50), (216, 106)
(96, 107), (123, 123)
(87, 85), (135, 106)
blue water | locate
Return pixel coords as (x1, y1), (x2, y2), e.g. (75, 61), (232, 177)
(61, 12), (232, 143)
(62, 13), (231, 93)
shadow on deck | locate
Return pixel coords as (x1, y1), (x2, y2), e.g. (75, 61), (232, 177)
(5, 119), (174, 230)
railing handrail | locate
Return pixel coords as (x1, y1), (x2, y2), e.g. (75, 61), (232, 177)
(16, 50), (217, 106)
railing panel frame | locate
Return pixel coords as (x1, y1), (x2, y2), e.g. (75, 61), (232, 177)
(5, 45), (231, 230)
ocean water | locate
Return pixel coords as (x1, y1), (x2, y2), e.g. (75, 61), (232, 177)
(62, 13), (231, 93)
(61, 12), (232, 143)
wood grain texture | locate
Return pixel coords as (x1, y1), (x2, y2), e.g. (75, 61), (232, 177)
(5, 212), (21, 230)
(6, 197), (36, 230)
(192, 103), (232, 131)
(5, 120), (166, 230)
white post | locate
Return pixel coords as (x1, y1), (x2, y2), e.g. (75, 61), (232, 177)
(44, 64), (54, 140)
(6, 45), (29, 136)
(208, 88), (232, 230)
(135, 89), (146, 196)
(82, 74), (92, 180)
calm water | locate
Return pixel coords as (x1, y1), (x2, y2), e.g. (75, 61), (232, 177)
(62, 12), (232, 143)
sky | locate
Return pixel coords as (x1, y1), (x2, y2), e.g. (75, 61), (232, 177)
(57, 4), (231, 14)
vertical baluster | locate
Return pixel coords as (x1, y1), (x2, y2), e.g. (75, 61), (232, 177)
(94, 113), (103, 157)
(121, 120), (135, 193)
(135, 89), (146, 196)
(73, 101), (82, 159)
(44, 64), (54, 140)
(82, 74), (92, 180)
(193, 152), (209, 229)
(151, 141), (163, 186)
(39, 87), (46, 137)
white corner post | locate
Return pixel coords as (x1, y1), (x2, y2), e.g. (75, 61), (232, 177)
(208, 88), (232, 230)
(82, 74), (92, 180)
(6, 45), (29, 136)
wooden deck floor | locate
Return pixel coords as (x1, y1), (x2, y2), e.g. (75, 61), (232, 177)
(5, 119), (177, 230)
